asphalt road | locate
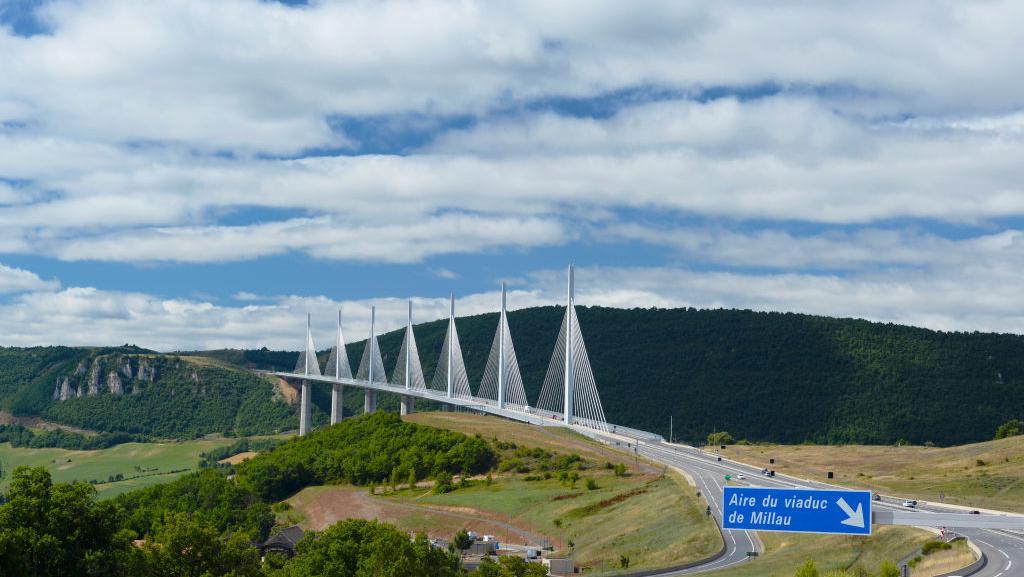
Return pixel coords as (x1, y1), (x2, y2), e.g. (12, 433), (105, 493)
(597, 435), (1024, 576)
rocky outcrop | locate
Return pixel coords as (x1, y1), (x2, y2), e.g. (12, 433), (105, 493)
(107, 371), (123, 395)
(138, 359), (157, 382)
(87, 361), (102, 396)
(120, 359), (133, 380)
(52, 377), (73, 401)
(74, 360), (87, 376)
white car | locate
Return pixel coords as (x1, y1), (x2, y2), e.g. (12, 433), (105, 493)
(736, 474), (746, 480)
(902, 500), (916, 508)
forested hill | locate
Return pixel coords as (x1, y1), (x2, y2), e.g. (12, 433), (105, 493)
(0, 346), (294, 438)
(197, 307), (1024, 446)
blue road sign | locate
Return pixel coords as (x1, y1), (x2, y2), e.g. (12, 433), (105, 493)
(723, 486), (872, 535)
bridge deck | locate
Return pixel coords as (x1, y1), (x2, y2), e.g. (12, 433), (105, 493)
(272, 371), (663, 442)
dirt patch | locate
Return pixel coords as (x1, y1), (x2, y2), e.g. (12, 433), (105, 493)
(218, 451), (257, 465)
(288, 486), (550, 547)
(273, 378), (298, 405)
(552, 492), (583, 501)
(0, 411), (97, 436)
(567, 487), (648, 518)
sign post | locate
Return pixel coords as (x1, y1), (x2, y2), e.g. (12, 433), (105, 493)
(723, 487), (872, 536)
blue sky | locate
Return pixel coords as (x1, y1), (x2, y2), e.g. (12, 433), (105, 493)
(0, 0), (1022, 350)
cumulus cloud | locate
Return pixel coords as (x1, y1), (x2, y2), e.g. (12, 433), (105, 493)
(607, 225), (1024, 271)
(1, 0), (1023, 339)
(4, 261), (1024, 351)
(0, 262), (58, 293)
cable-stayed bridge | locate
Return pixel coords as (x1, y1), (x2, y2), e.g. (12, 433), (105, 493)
(274, 265), (657, 441)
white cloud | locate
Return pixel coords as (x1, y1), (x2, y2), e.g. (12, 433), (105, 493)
(4, 261), (1024, 351)
(0, 3), (1021, 267)
(0, 262), (58, 293)
(46, 213), (566, 263)
(2, 0), (1022, 157)
(432, 268), (460, 280)
(607, 225), (1024, 271)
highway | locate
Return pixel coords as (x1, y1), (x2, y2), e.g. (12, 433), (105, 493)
(601, 436), (1024, 576)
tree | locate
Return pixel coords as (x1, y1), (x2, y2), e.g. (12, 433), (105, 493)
(0, 466), (130, 577)
(407, 469), (418, 489)
(707, 431), (735, 446)
(128, 512), (263, 577)
(568, 472), (580, 489)
(390, 467), (401, 492)
(269, 519), (462, 577)
(453, 529), (473, 553)
(472, 556), (547, 577)
(995, 419), (1023, 439)
(619, 555), (630, 568)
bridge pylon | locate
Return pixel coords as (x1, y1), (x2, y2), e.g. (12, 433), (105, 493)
(325, 309), (352, 424)
(537, 265), (609, 432)
(392, 300), (425, 415)
(294, 312), (320, 436)
(477, 282), (529, 409)
(356, 306), (386, 412)
(431, 293), (472, 399)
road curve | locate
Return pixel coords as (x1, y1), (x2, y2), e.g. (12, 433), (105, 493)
(591, 434), (1024, 576)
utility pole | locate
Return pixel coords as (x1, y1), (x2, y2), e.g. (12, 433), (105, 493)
(670, 415), (673, 444)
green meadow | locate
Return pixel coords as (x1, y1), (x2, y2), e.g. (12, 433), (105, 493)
(0, 438), (234, 498)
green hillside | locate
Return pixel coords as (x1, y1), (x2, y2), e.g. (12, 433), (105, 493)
(0, 347), (294, 438)
(4, 307), (1024, 445)
(198, 307), (1024, 446)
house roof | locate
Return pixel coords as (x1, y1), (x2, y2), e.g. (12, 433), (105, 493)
(261, 525), (305, 550)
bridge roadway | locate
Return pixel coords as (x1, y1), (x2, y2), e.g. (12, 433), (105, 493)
(277, 371), (1023, 576)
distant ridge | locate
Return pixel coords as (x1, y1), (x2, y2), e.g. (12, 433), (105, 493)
(195, 306), (1024, 446)
(4, 306), (1023, 445)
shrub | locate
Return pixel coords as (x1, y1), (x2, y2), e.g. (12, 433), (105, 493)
(995, 419), (1023, 439)
(921, 540), (952, 555)
(707, 431), (734, 445)
(585, 478), (599, 490)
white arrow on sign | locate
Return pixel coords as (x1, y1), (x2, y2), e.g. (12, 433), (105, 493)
(837, 498), (865, 528)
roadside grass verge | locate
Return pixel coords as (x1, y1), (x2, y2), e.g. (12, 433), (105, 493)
(703, 526), (931, 577)
(725, 436), (1024, 512)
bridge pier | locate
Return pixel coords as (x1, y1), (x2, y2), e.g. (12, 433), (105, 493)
(299, 380), (312, 435)
(400, 395), (414, 416)
(330, 383), (344, 425)
(364, 389), (377, 413)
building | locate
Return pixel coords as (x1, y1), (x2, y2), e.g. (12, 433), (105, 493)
(259, 525), (305, 558)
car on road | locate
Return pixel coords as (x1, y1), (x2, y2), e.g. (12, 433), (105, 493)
(736, 474), (745, 480)
(970, 510), (980, 515)
(902, 500), (916, 508)
(873, 493), (881, 501)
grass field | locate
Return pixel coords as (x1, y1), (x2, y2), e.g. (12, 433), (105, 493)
(907, 540), (976, 577)
(724, 435), (1024, 512)
(0, 438), (234, 498)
